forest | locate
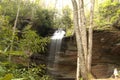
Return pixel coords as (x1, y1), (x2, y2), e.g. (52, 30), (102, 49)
(0, 0), (120, 80)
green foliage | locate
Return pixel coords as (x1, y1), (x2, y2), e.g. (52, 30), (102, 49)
(0, 18), (49, 56)
(0, 0), (55, 37)
(19, 25), (49, 54)
(0, 24), (22, 56)
(0, 0), (19, 24)
(0, 65), (6, 76)
(54, 6), (73, 28)
(40, 75), (54, 80)
(99, 1), (120, 21)
(94, 0), (120, 29)
(0, 16), (9, 27)
(35, 9), (54, 27)
(79, 77), (83, 80)
(62, 6), (73, 36)
(0, 0), (54, 80)
(0, 19), (13, 53)
(2, 73), (14, 80)
(62, 6), (73, 29)
(54, 6), (73, 36)
(32, 9), (55, 36)
(0, 62), (53, 80)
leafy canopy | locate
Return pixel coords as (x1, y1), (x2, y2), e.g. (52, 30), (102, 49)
(94, 0), (120, 29)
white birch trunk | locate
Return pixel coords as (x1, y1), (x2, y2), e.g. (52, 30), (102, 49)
(88, 0), (95, 73)
(71, 0), (81, 80)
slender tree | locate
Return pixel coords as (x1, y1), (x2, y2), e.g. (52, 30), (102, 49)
(78, 0), (88, 61)
(71, 0), (95, 80)
(88, 0), (95, 73)
(72, 0), (88, 80)
(78, 0), (89, 79)
(9, 1), (20, 62)
(71, 0), (81, 80)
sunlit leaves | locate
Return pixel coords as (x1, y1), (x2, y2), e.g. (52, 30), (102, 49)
(1, 73), (14, 80)
(0, 25), (13, 52)
(95, 0), (120, 29)
(19, 26), (49, 54)
(0, 0), (51, 55)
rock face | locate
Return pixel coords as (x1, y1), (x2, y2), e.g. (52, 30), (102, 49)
(92, 31), (120, 78)
(47, 30), (120, 80)
(47, 36), (77, 80)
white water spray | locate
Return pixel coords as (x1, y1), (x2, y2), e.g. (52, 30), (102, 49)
(48, 28), (65, 68)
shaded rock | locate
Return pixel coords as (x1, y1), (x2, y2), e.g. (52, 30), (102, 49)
(47, 30), (120, 79)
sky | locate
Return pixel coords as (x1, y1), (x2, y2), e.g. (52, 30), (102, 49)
(44, 0), (72, 9)
(29, 0), (106, 14)
(30, 0), (106, 9)
(42, 0), (100, 10)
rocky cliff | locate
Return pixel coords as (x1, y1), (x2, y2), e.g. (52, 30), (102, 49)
(48, 30), (120, 79)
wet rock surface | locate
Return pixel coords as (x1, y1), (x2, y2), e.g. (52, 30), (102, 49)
(32, 30), (120, 80)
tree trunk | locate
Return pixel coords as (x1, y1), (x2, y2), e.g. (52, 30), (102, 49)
(71, 0), (81, 80)
(87, 0), (95, 73)
(72, 0), (95, 79)
(72, 0), (88, 80)
(78, 0), (87, 61)
(9, 1), (20, 62)
(78, 0), (88, 80)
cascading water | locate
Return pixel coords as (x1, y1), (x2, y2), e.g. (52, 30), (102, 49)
(47, 28), (65, 76)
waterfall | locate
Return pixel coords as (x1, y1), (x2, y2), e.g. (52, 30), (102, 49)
(48, 28), (65, 70)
